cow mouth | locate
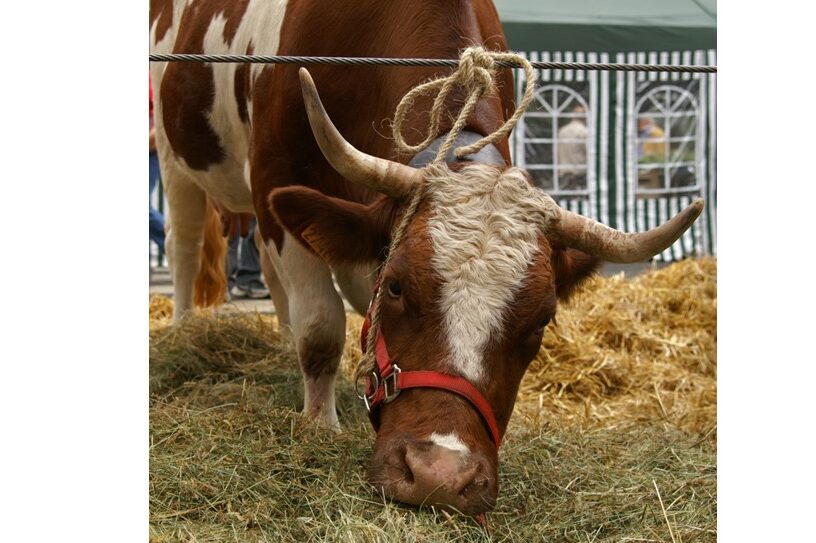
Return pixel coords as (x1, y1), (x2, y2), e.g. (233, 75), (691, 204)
(367, 439), (498, 516)
(369, 466), (498, 516)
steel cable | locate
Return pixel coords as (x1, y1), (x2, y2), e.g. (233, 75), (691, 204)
(148, 53), (716, 73)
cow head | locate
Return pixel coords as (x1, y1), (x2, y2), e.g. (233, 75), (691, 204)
(269, 69), (703, 515)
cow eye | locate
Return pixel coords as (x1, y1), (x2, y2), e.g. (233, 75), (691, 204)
(386, 280), (402, 298)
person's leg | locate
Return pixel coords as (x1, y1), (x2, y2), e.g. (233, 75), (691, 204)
(226, 230), (240, 294)
(149, 151), (166, 253)
(235, 218), (269, 298)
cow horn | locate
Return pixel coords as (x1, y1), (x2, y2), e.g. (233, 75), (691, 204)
(299, 68), (423, 198)
(549, 199), (704, 263)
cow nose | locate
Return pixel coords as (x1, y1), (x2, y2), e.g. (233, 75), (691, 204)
(389, 440), (496, 514)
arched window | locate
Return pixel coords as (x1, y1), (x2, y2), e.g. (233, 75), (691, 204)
(520, 83), (592, 195)
(633, 84), (701, 195)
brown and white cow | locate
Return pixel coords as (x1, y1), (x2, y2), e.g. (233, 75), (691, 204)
(150, 0), (702, 515)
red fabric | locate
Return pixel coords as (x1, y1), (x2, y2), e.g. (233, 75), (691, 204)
(374, 330), (392, 376)
(149, 74), (154, 118)
(369, 370), (502, 448)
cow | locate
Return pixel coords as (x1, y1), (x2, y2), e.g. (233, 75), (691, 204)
(150, 0), (703, 515)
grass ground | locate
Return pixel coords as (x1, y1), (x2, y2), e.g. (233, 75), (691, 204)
(149, 259), (716, 542)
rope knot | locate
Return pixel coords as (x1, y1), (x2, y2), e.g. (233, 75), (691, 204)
(391, 46), (535, 163)
(455, 47), (495, 97)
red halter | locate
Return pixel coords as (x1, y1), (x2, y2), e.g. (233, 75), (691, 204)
(357, 283), (503, 449)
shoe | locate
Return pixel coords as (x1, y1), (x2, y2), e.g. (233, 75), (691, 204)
(244, 279), (270, 299)
(231, 280), (270, 300)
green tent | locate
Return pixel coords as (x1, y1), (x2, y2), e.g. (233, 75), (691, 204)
(495, 0), (717, 260)
(497, 0), (715, 54)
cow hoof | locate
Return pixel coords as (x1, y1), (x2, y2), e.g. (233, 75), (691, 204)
(277, 323), (293, 340)
(302, 408), (341, 433)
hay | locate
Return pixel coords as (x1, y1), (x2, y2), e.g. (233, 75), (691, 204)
(149, 311), (292, 397)
(150, 259), (716, 541)
(150, 397), (714, 542)
(150, 294), (174, 320)
(515, 257), (716, 438)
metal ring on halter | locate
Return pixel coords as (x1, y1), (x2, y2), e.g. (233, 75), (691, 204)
(382, 364), (402, 404)
(354, 371), (380, 412)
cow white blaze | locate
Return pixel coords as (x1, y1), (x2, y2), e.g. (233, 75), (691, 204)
(430, 432), (471, 455)
(426, 164), (559, 383)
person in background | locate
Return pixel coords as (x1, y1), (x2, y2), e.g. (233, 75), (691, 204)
(637, 116), (666, 160)
(222, 212), (270, 300)
(557, 105), (588, 190)
(637, 116), (667, 189)
(149, 75), (166, 255)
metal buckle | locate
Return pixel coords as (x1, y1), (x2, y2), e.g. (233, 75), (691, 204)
(382, 364), (402, 404)
(355, 371), (379, 413)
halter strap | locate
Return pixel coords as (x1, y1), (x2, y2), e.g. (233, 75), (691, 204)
(408, 130), (505, 168)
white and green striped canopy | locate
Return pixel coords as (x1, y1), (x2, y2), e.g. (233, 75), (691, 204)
(499, 1), (716, 261)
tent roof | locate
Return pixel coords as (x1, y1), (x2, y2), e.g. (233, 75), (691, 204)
(494, 0), (716, 54)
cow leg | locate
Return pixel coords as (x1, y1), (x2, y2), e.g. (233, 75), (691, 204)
(334, 264), (378, 317)
(263, 234), (345, 428)
(254, 227), (290, 335)
(163, 167), (208, 320)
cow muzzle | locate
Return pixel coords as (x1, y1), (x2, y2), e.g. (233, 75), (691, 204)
(369, 436), (498, 515)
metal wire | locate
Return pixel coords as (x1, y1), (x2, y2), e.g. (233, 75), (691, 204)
(148, 53), (717, 73)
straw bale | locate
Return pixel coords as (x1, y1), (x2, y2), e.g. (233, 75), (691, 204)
(149, 310), (292, 397)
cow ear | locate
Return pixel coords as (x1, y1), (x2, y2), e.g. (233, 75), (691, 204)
(551, 247), (601, 301)
(269, 187), (394, 264)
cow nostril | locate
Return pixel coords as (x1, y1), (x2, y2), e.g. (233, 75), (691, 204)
(398, 445), (414, 485)
(458, 473), (487, 499)
(402, 463), (415, 485)
(384, 443), (497, 514)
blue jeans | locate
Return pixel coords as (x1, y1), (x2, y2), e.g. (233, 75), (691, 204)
(227, 217), (262, 290)
(149, 151), (166, 253)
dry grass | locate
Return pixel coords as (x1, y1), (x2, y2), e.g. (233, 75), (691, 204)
(517, 258), (716, 439)
(149, 258), (716, 542)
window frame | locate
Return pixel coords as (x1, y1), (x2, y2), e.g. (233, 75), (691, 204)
(517, 83), (595, 198)
(631, 84), (703, 197)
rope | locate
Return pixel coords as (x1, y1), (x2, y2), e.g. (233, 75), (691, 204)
(148, 53), (717, 73)
(355, 47), (536, 382)
(357, 182), (425, 382)
(393, 47), (535, 160)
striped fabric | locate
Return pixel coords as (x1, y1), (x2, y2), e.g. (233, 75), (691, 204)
(510, 49), (717, 262)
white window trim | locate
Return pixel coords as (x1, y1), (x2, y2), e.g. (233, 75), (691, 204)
(631, 84), (703, 197)
(519, 83), (595, 198)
